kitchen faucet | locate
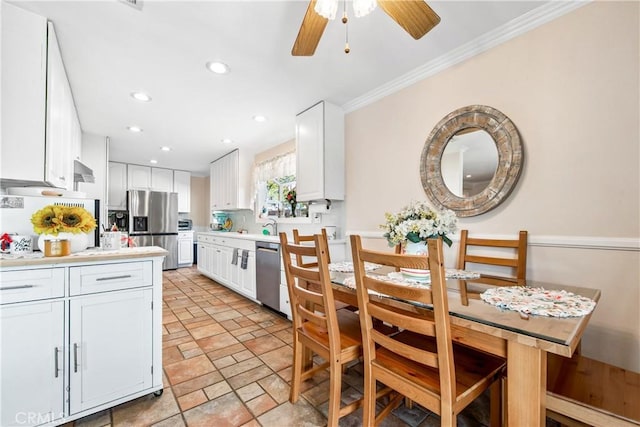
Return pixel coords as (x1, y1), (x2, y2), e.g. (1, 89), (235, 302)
(262, 218), (278, 236)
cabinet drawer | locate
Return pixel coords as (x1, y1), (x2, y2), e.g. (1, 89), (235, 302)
(69, 261), (152, 295)
(0, 268), (65, 304)
(198, 233), (215, 244)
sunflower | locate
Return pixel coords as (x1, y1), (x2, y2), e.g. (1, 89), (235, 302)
(31, 205), (96, 235)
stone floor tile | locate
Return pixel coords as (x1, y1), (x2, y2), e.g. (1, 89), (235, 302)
(257, 400), (326, 427)
(246, 393), (277, 417)
(236, 382), (265, 402)
(232, 350), (254, 362)
(177, 390), (208, 412)
(220, 357), (264, 379)
(164, 354), (215, 385)
(196, 331), (240, 352)
(151, 414), (186, 427)
(227, 365), (274, 390)
(111, 387), (180, 426)
(183, 393), (252, 427)
(302, 379), (331, 406)
(163, 346), (184, 365)
(213, 355), (236, 370)
(202, 380), (233, 401)
(272, 328), (294, 345)
(243, 335), (286, 355)
(257, 374), (290, 404)
(206, 343), (247, 361)
(239, 419), (261, 427)
(165, 321), (186, 333)
(171, 371), (224, 397)
(73, 409), (110, 427)
(188, 322), (226, 340)
(258, 345), (293, 372)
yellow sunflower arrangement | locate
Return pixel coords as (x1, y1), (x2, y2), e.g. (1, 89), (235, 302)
(31, 205), (97, 236)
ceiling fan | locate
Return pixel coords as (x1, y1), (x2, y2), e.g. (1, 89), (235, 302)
(292, 0), (441, 56)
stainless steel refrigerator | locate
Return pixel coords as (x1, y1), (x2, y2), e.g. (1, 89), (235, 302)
(127, 190), (178, 270)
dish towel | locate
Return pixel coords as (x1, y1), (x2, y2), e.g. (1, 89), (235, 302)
(480, 286), (596, 317)
(241, 250), (249, 270)
(231, 248), (239, 265)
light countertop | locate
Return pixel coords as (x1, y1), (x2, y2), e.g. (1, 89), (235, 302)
(197, 231), (346, 245)
(0, 246), (168, 268)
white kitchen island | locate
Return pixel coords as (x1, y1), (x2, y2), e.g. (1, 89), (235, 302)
(0, 247), (167, 427)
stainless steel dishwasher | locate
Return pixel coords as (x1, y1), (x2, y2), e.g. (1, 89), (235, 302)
(255, 241), (281, 313)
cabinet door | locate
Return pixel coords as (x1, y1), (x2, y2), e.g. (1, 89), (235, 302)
(1, 3), (47, 182)
(197, 243), (213, 276)
(296, 102), (325, 201)
(178, 237), (193, 265)
(173, 170), (191, 213)
(210, 161), (222, 210)
(1, 301), (64, 427)
(224, 151), (239, 209)
(127, 165), (152, 190)
(69, 288), (153, 414)
(239, 252), (256, 298)
(45, 23), (72, 189)
(108, 162), (127, 210)
(151, 168), (173, 192)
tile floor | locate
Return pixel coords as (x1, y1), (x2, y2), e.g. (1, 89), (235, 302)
(66, 266), (550, 427)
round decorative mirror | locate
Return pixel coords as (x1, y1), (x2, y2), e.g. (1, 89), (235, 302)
(420, 105), (523, 217)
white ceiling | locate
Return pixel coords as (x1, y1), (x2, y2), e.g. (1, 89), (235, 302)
(15, 0), (554, 176)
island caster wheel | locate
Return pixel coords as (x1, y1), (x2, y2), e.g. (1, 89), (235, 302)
(153, 389), (164, 397)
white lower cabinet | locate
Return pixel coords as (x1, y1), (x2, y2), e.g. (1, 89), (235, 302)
(197, 234), (256, 300)
(0, 256), (163, 427)
(1, 301), (65, 427)
(178, 231), (194, 267)
(69, 288), (153, 414)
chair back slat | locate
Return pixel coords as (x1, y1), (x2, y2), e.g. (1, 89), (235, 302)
(457, 229), (528, 285)
(371, 329), (439, 369)
(293, 228), (331, 264)
(358, 249), (427, 270)
(364, 276), (433, 305)
(296, 304), (328, 328)
(368, 302), (436, 336)
(293, 282), (325, 307)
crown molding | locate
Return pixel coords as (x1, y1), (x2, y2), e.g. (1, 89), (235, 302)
(342, 1), (591, 113)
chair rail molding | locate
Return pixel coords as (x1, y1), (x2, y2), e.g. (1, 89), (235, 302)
(346, 231), (640, 252)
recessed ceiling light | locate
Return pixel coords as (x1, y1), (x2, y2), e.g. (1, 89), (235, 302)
(160, 146), (171, 151)
(221, 138), (233, 144)
(130, 91), (152, 102)
(127, 126), (143, 133)
(253, 115), (267, 122)
(466, 174), (472, 178)
(206, 61), (230, 74)
(150, 159), (158, 164)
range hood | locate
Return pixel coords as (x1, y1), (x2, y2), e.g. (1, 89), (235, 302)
(74, 160), (95, 184)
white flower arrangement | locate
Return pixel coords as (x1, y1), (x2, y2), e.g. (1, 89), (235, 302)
(380, 200), (458, 247)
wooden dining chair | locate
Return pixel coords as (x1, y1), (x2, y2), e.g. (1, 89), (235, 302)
(279, 232), (363, 427)
(292, 228), (353, 313)
(457, 230), (528, 286)
(351, 235), (506, 427)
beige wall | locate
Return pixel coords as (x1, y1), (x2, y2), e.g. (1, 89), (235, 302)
(254, 139), (295, 165)
(345, 2), (640, 371)
(190, 176), (210, 229)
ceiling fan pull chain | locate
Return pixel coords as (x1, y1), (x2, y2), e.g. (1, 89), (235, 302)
(343, 1), (350, 54)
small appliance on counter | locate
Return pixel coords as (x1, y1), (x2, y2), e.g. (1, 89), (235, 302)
(210, 213), (232, 231)
(178, 219), (193, 230)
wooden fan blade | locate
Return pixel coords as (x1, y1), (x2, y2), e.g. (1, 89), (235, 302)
(292, 0), (329, 56)
(378, 0), (441, 40)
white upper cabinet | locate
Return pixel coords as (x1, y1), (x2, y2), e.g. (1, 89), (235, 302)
(209, 149), (251, 211)
(151, 168), (173, 192)
(46, 22), (80, 189)
(0, 5), (81, 189)
(108, 162), (128, 210)
(127, 165), (152, 190)
(173, 170), (191, 212)
(295, 101), (345, 201)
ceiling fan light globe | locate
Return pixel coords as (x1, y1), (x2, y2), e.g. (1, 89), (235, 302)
(353, 0), (376, 18)
(314, 0), (338, 20)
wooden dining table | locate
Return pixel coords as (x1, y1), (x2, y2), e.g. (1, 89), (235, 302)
(327, 269), (601, 427)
